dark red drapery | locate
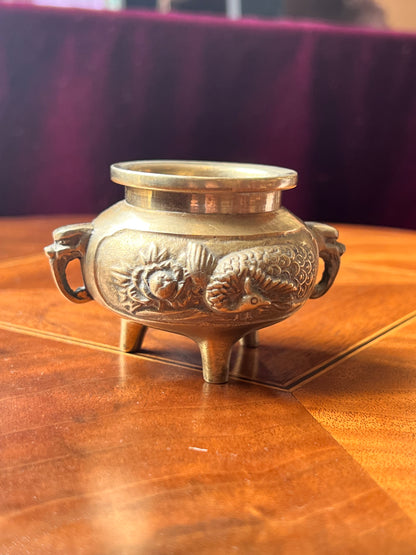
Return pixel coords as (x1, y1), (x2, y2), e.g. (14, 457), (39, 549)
(0, 5), (415, 228)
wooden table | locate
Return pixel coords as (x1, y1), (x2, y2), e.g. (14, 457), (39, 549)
(1, 216), (416, 554)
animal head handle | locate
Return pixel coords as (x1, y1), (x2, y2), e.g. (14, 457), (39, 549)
(306, 222), (345, 299)
(45, 223), (93, 303)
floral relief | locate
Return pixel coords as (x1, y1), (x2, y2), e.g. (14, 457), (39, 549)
(113, 244), (198, 313)
(112, 241), (317, 316)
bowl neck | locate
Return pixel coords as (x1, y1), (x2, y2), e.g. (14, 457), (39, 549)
(125, 187), (282, 215)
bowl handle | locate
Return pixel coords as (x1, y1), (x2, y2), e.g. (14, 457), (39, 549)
(306, 222), (346, 299)
(45, 223), (93, 303)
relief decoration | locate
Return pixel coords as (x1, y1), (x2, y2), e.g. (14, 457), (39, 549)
(112, 241), (317, 317)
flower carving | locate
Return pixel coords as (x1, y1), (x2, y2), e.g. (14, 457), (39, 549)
(114, 244), (193, 313)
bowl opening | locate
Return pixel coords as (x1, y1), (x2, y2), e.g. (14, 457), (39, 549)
(111, 160), (297, 192)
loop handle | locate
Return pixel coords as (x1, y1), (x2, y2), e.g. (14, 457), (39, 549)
(45, 223), (93, 303)
(306, 222), (345, 299)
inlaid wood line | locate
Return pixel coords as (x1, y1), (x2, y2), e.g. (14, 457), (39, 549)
(0, 320), (202, 373)
(0, 320), (294, 394)
(1, 310), (416, 395)
(288, 311), (416, 391)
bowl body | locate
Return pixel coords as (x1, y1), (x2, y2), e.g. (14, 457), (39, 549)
(45, 161), (345, 383)
(85, 201), (319, 333)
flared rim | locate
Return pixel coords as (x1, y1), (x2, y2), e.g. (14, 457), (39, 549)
(110, 160), (297, 192)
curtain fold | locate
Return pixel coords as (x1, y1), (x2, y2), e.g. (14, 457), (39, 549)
(0, 5), (415, 228)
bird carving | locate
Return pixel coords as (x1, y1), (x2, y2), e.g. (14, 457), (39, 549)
(204, 245), (312, 314)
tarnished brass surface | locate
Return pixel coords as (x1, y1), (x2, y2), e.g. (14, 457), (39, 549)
(46, 160), (345, 383)
(124, 187), (282, 214)
(111, 160), (298, 192)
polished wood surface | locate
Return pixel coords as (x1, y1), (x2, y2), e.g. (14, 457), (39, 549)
(1, 218), (416, 553)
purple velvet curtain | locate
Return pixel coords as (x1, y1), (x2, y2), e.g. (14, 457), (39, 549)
(0, 5), (415, 228)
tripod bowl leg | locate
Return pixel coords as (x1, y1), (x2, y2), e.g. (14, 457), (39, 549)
(240, 330), (259, 348)
(120, 319), (147, 353)
(197, 336), (238, 384)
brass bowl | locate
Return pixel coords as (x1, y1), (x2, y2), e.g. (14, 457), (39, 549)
(45, 160), (345, 383)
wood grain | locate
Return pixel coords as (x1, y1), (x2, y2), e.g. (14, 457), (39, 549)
(295, 317), (416, 523)
(336, 224), (416, 273)
(1, 329), (416, 553)
(0, 230), (415, 387)
(2, 218), (416, 552)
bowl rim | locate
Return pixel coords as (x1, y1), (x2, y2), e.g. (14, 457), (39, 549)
(110, 160), (297, 193)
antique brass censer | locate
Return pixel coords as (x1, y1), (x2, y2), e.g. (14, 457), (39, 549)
(45, 160), (345, 383)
